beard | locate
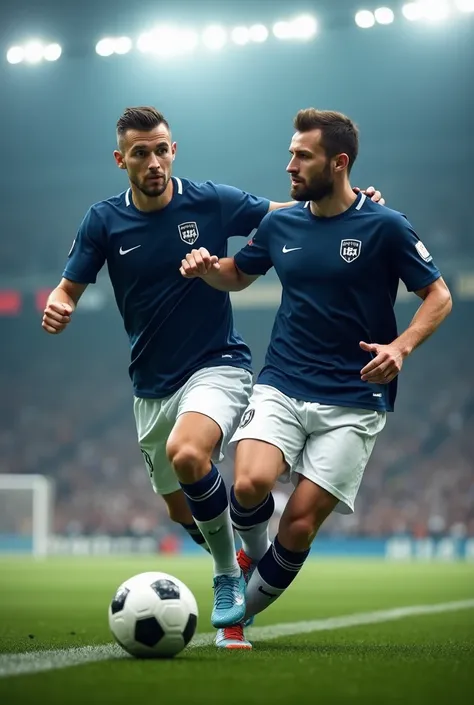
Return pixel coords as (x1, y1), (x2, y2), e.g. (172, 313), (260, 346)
(290, 162), (334, 202)
(130, 173), (169, 198)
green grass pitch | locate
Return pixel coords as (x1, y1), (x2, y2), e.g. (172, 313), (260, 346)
(0, 556), (473, 705)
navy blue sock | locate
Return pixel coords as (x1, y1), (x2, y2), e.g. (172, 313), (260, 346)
(179, 463), (228, 522)
(258, 535), (310, 589)
(230, 486), (275, 529)
(180, 522), (210, 553)
(244, 534), (311, 618)
(180, 464), (238, 576)
(230, 486), (274, 561)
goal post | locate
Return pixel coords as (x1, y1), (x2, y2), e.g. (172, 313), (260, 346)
(0, 474), (55, 557)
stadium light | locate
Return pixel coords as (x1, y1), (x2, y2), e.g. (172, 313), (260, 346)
(291, 15), (318, 39)
(24, 42), (45, 63)
(355, 10), (376, 28)
(202, 25), (227, 50)
(137, 27), (198, 57)
(273, 15), (317, 39)
(455, 0), (474, 11)
(273, 21), (292, 39)
(43, 43), (62, 61)
(402, 2), (424, 20)
(374, 7), (395, 24)
(420, 1), (451, 21)
(114, 37), (132, 55)
(403, 1), (451, 21)
(248, 24), (269, 42)
(231, 26), (250, 45)
(95, 38), (115, 56)
(6, 41), (62, 64)
(6, 46), (24, 64)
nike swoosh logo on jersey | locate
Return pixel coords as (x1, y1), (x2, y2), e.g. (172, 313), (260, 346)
(282, 245), (302, 253)
(119, 245), (141, 255)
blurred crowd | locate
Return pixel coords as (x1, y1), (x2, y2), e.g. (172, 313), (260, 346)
(1, 307), (473, 540)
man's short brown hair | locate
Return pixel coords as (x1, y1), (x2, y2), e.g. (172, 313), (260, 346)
(294, 108), (359, 172)
(116, 107), (170, 147)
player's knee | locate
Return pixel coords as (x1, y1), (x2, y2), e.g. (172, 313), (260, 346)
(234, 473), (273, 508)
(166, 441), (209, 482)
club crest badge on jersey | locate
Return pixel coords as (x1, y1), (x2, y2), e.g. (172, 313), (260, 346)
(340, 239), (362, 263)
(178, 221), (200, 245)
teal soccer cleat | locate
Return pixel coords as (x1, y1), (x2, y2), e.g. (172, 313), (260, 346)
(211, 571), (247, 628)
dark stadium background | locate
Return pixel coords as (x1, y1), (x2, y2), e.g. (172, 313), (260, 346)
(0, 0), (472, 552)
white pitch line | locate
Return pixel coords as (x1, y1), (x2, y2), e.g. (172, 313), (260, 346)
(1, 599), (473, 679)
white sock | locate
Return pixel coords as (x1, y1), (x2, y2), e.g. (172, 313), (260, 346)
(230, 490), (274, 561)
(234, 522), (271, 561)
(194, 507), (240, 577)
(244, 567), (284, 620)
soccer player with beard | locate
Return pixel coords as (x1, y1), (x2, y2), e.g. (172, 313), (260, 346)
(180, 108), (452, 648)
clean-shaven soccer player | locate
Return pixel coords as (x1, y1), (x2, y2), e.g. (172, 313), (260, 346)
(42, 106), (384, 644)
(180, 109), (452, 648)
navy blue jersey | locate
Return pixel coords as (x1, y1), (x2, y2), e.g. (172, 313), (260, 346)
(63, 177), (269, 398)
(234, 193), (441, 412)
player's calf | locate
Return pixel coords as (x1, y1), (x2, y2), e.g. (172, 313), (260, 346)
(162, 489), (212, 553)
(278, 477), (338, 552)
(242, 479), (338, 622)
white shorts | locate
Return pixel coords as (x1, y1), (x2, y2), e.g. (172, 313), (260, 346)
(230, 384), (386, 514)
(134, 366), (253, 496)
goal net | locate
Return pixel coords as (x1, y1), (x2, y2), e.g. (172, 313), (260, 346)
(0, 474), (55, 557)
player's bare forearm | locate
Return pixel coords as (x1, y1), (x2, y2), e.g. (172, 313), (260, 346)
(48, 278), (88, 309)
(393, 278), (452, 357)
(202, 258), (259, 292)
(360, 279), (451, 383)
(180, 249), (259, 291)
(47, 286), (76, 311)
(42, 279), (88, 335)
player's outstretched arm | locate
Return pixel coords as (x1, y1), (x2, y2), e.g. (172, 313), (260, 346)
(360, 278), (452, 384)
(42, 278), (88, 334)
(180, 248), (259, 292)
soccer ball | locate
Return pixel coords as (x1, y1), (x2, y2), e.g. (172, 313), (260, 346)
(108, 571), (198, 658)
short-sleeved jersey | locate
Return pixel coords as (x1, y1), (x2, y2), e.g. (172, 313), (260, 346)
(234, 193), (441, 412)
(63, 177), (269, 398)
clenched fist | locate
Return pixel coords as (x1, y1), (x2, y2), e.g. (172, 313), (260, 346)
(42, 301), (74, 334)
(180, 248), (220, 279)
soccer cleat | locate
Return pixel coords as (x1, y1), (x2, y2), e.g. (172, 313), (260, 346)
(211, 571), (247, 628)
(236, 548), (256, 579)
(236, 548), (257, 627)
(215, 625), (252, 650)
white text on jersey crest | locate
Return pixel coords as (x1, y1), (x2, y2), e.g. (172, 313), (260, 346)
(178, 221), (200, 245)
(340, 239), (362, 263)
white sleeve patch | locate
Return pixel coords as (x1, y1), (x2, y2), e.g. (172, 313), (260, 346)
(415, 240), (432, 262)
